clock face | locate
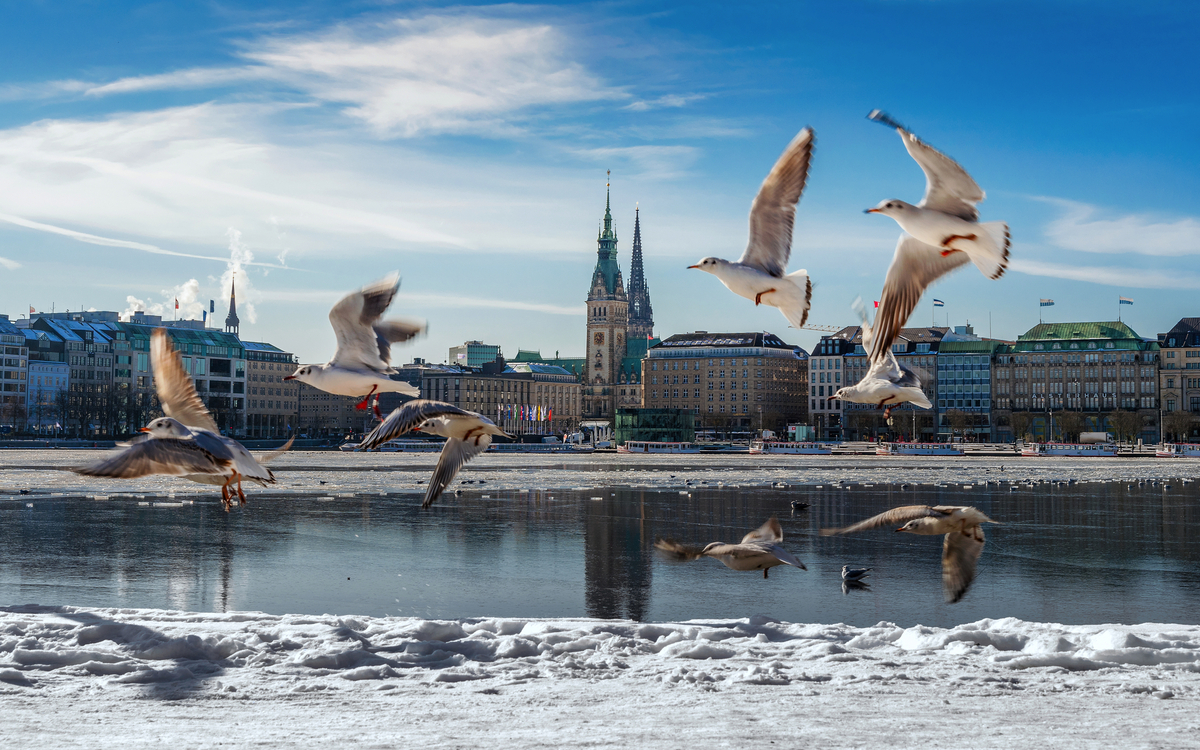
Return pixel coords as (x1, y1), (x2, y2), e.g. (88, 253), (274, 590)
(594, 332), (605, 345)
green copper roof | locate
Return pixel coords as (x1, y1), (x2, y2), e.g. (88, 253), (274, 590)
(939, 340), (1007, 354)
(1018, 321), (1142, 341)
(591, 184), (623, 297)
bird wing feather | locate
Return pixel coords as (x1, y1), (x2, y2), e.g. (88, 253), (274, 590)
(372, 318), (427, 368)
(738, 128), (814, 277)
(900, 130), (984, 221)
(942, 526), (985, 604)
(328, 273), (404, 372)
(254, 436), (295, 464)
(151, 328), (219, 433)
(356, 400), (475, 451)
(820, 505), (948, 536)
(74, 439), (230, 479)
(652, 539), (707, 562)
(869, 234), (970, 363)
(741, 516), (784, 544)
(422, 434), (492, 508)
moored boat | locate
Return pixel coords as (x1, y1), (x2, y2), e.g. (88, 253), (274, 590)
(876, 442), (964, 456)
(1021, 442), (1119, 457)
(1156, 443), (1200, 458)
(617, 440), (701, 454)
(749, 439), (834, 455)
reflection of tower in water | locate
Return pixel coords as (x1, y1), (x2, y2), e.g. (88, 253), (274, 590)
(584, 490), (652, 620)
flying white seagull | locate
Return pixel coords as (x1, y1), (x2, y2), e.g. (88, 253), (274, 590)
(285, 273), (424, 418)
(356, 399), (510, 508)
(75, 329), (280, 510)
(654, 517), (806, 579)
(821, 505), (1000, 603)
(833, 298), (931, 419)
(689, 128), (815, 329)
(864, 110), (1009, 361)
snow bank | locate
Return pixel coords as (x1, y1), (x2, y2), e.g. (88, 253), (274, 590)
(2, 606), (1197, 696)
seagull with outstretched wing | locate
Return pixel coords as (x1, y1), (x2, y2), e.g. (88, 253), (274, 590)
(654, 517), (806, 579)
(356, 399), (510, 508)
(833, 298), (932, 419)
(689, 128), (815, 329)
(821, 505), (998, 603)
(286, 273), (425, 418)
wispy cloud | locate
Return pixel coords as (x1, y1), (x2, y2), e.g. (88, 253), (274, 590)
(257, 287), (583, 316)
(1042, 198), (1200, 256)
(0, 256), (20, 270)
(1010, 258), (1200, 290)
(624, 93), (707, 112)
(43, 15), (627, 138)
(572, 145), (700, 179)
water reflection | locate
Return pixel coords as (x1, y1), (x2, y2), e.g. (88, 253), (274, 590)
(2, 481), (1199, 627)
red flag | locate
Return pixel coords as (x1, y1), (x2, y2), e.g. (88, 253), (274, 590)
(175, 298), (179, 310)
(873, 300), (879, 308)
(548, 408), (553, 421)
(29, 305), (34, 314)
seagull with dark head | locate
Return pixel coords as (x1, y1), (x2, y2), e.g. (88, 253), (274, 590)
(832, 298), (931, 419)
(688, 128), (815, 329)
(285, 273), (425, 419)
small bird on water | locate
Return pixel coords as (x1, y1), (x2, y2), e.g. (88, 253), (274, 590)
(688, 127), (815, 330)
(822, 505), (1000, 603)
(654, 517), (805, 579)
(841, 565), (871, 582)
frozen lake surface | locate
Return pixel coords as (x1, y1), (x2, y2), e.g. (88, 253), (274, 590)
(3, 451), (1199, 628)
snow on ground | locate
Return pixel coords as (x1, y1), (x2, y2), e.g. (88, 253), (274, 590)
(2, 605), (1199, 748)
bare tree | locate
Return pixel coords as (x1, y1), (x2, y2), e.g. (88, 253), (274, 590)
(1010, 411), (1033, 442)
(946, 409), (971, 438)
(1107, 409), (1144, 444)
(1056, 411), (1086, 442)
(1164, 411), (1195, 442)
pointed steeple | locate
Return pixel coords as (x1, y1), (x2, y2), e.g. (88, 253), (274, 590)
(588, 171), (624, 299)
(224, 275), (240, 335)
(627, 203), (654, 340)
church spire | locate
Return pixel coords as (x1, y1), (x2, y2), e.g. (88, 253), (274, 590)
(627, 203), (654, 340)
(224, 275), (240, 335)
(589, 172), (624, 299)
(601, 170), (615, 240)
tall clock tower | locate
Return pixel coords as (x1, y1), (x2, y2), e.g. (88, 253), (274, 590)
(583, 175), (629, 419)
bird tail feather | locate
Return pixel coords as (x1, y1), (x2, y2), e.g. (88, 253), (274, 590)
(969, 222), (1010, 280)
(778, 270), (812, 328)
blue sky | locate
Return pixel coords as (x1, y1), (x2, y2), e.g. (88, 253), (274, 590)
(1, 1), (1198, 363)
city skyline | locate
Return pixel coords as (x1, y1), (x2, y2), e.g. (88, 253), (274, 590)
(1, 2), (1198, 365)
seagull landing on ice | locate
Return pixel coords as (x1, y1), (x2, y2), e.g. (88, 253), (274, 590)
(822, 505), (999, 603)
(654, 517), (806, 579)
(689, 128), (814, 329)
(832, 298), (931, 419)
(285, 273), (425, 419)
(355, 399), (510, 508)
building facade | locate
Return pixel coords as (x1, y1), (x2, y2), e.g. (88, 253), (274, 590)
(244, 341), (299, 438)
(0, 316), (28, 430)
(1157, 318), (1200, 441)
(937, 338), (1003, 440)
(449, 341), (502, 368)
(809, 329), (856, 440)
(420, 359), (581, 435)
(991, 321), (1159, 443)
(838, 326), (949, 441)
(641, 332), (808, 431)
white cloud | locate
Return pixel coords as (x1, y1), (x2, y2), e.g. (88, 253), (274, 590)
(256, 287), (583, 316)
(0, 255), (20, 270)
(221, 228), (258, 325)
(57, 15), (626, 138)
(624, 94), (707, 112)
(1043, 198), (1200, 256)
(1009, 258), (1200, 290)
(122, 279), (207, 320)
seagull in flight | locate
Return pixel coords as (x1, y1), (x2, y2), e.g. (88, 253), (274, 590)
(356, 399), (510, 508)
(864, 110), (1009, 362)
(689, 128), (815, 329)
(75, 329), (279, 510)
(821, 505), (999, 603)
(285, 273), (424, 418)
(654, 517), (806, 579)
(833, 298), (931, 419)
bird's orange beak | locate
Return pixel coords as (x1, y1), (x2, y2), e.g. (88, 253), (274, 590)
(865, 208), (882, 214)
(687, 264), (700, 269)
(139, 427), (151, 433)
(894, 527), (904, 532)
(283, 375), (296, 380)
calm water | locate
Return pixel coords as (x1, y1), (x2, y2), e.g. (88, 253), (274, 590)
(3, 480), (1199, 627)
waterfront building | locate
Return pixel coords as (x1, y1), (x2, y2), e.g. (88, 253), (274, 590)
(937, 337), (1005, 440)
(583, 182), (656, 421)
(296, 384), (370, 437)
(243, 341), (299, 438)
(0, 316), (29, 431)
(30, 316), (114, 436)
(614, 408), (695, 444)
(991, 321), (1159, 443)
(420, 358), (581, 435)
(809, 329), (856, 440)
(642, 332), (808, 432)
(1156, 318), (1200, 442)
(838, 326), (949, 441)
(449, 341), (502, 368)
(20, 327), (67, 433)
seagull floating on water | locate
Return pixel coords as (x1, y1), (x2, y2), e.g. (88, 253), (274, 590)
(654, 517), (805, 579)
(356, 399), (510, 508)
(75, 329), (280, 510)
(689, 128), (814, 329)
(863, 111), (1009, 362)
(821, 505), (999, 603)
(833, 298), (931, 419)
(285, 273), (424, 418)
(841, 565), (871, 582)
